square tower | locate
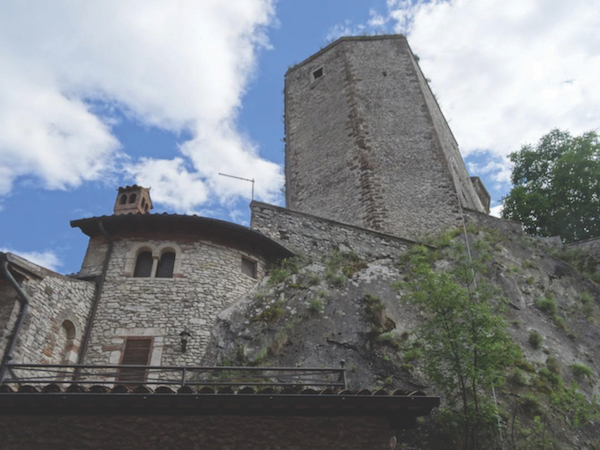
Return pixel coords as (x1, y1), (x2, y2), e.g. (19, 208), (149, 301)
(284, 35), (488, 240)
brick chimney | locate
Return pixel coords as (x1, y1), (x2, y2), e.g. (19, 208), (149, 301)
(113, 186), (153, 215)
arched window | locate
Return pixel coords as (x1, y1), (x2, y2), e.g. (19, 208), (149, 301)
(156, 251), (175, 278)
(120, 194), (127, 205)
(129, 193), (137, 204)
(141, 198), (146, 207)
(133, 251), (153, 277)
(60, 320), (76, 362)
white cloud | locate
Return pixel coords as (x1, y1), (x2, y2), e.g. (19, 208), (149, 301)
(0, 0), (279, 209)
(367, 9), (388, 29)
(489, 204), (503, 219)
(126, 158), (209, 214)
(467, 155), (512, 185)
(0, 248), (61, 271)
(386, 0), (600, 158)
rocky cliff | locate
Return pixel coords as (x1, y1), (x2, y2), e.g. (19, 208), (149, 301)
(204, 224), (600, 449)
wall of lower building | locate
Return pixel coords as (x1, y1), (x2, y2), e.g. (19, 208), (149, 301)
(84, 234), (267, 368)
(0, 271), (95, 373)
(78, 235), (109, 278)
(251, 202), (413, 259)
(567, 236), (600, 274)
(0, 415), (394, 450)
(463, 208), (524, 236)
(0, 283), (19, 358)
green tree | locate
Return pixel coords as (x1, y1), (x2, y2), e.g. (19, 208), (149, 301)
(502, 129), (600, 243)
(402, 245), (519, 450)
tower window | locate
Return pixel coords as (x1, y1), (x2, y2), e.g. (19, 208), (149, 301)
(129, 193), (137, 204)
(241, 257), (257, 278)
(120, 194), (127, 205)
(156, 251), (175, 278)
(133, 251), (153, 277)
(312, 67), (323, 81)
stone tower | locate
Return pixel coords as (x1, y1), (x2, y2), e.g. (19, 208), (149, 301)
(284, 35), (489, 240)
(113, 185), (153, 215)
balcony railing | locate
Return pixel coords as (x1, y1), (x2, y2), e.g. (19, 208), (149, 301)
(1, 363), (347, 390)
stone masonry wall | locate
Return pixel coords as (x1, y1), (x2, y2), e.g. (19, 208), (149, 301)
(408, 42), (485, 213)
(0, 267), (95, 372)
(251, 202), (414, 259)
(84, 234), (267, 368)
(79, 235), (108, 277)
(0, 283), (19, 358)
(464, 208), (524, 236)
(0, 415), (393, 450)
(567, 236), (600, 274)
(284, 36), (484, 241)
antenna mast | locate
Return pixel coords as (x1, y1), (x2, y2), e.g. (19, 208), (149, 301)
(218, 173), (255, 201)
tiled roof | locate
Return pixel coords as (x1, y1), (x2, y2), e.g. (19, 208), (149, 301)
(117, 185), (148, 192)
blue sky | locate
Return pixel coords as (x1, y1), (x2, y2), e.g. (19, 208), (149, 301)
(0, 0), (598, 274)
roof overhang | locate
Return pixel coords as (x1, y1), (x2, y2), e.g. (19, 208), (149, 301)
(70, 214), (294, 261)
(0, 391), (439, 428)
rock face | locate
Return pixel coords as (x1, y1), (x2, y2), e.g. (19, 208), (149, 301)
(204, 225), (600, 448)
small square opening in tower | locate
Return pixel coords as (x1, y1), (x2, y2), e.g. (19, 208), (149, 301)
(312, 67), (323, 81)
(241, 257), (257, 278)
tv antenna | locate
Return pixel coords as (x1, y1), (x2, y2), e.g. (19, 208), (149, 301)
(218, 173), (255, 201)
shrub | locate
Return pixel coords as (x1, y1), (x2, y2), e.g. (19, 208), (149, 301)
(401, 364), (414, 373)
(535, 297), (557, 315)
(376, 332), (402, 350)
(529, 331), (543, 349)
(580, 292), (593, 305)
(268, 258), (300, 285)
(326, 272), (346, 287)
(304, 272), (321, 286)
(324, 251), (366, 285)
(538, 367), (562, 387)
(254, 301), (285, 322)
(269, 331), (288, 356)
(340, 252), (368, 277)
(510, 369), (529, 386)
(403, 347), (422, 362)
(571, 363), (594, 380)
(308, 298), (324, 314)
(253, 347), (268, 364)
(515, 359), (536, 373)
(520, 393), (543, 415)
(553, 315), (566, 331)
(546, 357), (560, 374)
(363, 294), (387, 330)
(551, 382), (598, 427)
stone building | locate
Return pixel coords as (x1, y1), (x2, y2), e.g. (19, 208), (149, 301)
(0, 35), (521, 448)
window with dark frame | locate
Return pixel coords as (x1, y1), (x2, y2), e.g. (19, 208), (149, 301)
(117, 338), (152, 384)
(241, 257), (257, 278)
(156, 251), (175, 278)
(312, 67), (323, 81)
(133, 251), (153, 277)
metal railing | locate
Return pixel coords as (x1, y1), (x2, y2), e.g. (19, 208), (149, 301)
(2, 363), (347, 390)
